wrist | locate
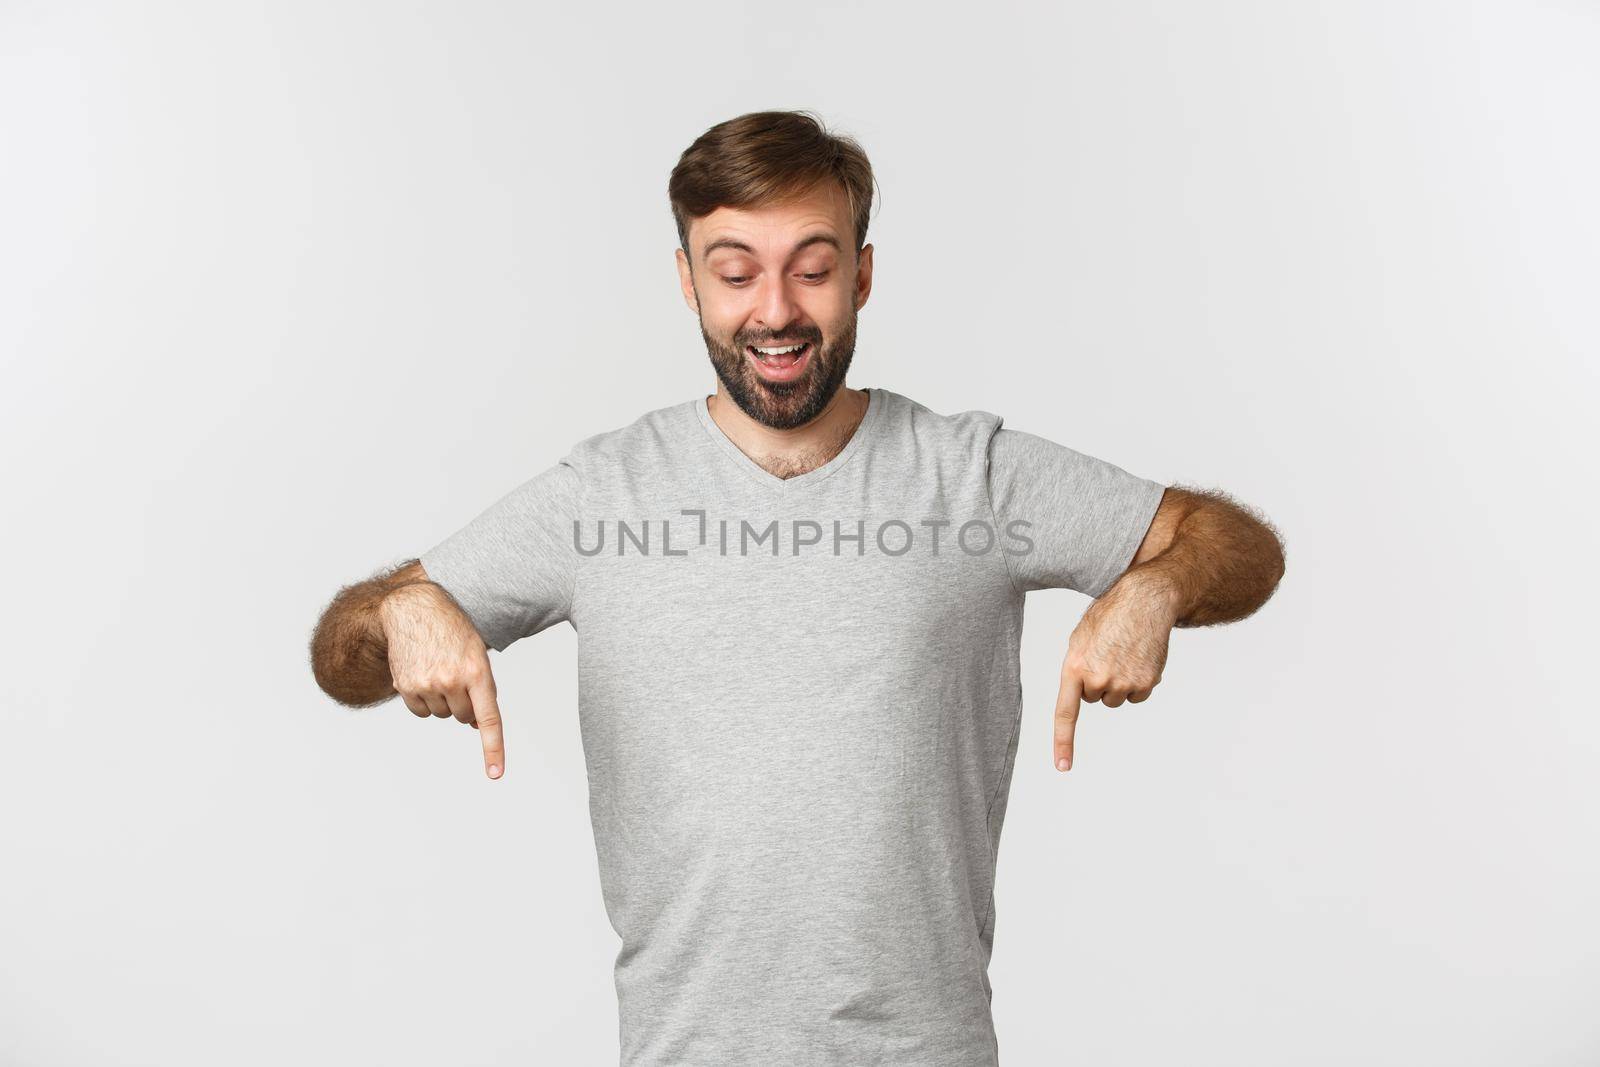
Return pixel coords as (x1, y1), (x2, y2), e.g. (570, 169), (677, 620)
(376, 579), (435, 636)
(1119, 563), (1184, 623)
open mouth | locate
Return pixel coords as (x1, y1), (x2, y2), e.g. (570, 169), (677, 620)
(746, 341), (813, 383)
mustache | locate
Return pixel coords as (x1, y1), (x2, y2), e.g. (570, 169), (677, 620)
(734, 327), (824, 347)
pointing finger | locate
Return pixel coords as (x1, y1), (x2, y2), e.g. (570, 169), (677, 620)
(1054, 669), (1082, 773)
(471, 677), (504, 780)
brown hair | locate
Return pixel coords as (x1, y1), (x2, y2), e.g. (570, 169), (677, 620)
(668, 110), (878, 259)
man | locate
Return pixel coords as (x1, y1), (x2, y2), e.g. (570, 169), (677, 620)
(310, 110), (1286, 1065)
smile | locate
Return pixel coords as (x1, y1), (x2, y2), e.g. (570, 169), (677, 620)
(745, 341), (813, 382)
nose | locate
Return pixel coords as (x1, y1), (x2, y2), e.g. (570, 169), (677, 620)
(752, 273), (802, 336)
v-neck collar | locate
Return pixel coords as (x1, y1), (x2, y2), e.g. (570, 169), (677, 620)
(693, 387), (884, 492)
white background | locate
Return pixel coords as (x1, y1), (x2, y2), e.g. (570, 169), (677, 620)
(2, 2), (1596, 1064)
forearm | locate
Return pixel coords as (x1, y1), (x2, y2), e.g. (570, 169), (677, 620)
(1122, 489), (1286, 628)
(309, 559), (429, 706)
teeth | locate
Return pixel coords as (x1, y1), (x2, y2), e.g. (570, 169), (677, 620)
(753, 343), (806, 355)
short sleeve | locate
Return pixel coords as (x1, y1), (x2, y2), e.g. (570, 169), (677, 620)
(418, 459), (581, 651)
(986, 427), (1166, 597)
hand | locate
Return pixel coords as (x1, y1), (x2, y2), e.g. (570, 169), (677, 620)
(380, 582), (506, 780)
(1053, 572), (1178, 772)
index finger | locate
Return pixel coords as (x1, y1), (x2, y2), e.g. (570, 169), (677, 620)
(470, 676), (505, 779)
(1053, 669), (1081, 773)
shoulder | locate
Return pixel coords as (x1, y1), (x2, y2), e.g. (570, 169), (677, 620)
(557, 397), (700, 479)
(875, 387), (1005, 453)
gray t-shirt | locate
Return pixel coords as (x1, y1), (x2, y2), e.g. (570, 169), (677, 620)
(420, 386), (1165, 1066)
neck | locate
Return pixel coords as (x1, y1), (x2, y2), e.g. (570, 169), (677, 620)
(706, 384), (869, 480)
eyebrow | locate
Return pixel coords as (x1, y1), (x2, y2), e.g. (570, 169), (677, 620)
(700, 233), (842, 261)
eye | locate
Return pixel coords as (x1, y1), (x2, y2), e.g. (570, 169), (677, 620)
(798, 271), (830, 283)
(721, 276), (751, 287)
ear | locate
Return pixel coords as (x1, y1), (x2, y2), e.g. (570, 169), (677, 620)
(853, 243), (875, 311)
(675, 247), (700, 314)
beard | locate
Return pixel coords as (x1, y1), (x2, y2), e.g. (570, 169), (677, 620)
(698, 302), (857, 431)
